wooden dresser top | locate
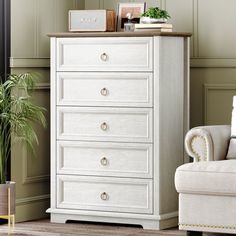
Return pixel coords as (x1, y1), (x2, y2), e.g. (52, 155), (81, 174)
(48, 31), (192, 38)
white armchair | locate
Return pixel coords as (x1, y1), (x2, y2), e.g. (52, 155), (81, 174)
(175, 125), (236, 235)
(184, 125), (230, 162)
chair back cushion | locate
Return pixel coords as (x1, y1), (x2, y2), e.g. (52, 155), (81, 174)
(226, 96), (236, 159)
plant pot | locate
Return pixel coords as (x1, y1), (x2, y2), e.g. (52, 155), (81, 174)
(0, 182), (16, 215)
(140, 16), (168, 24)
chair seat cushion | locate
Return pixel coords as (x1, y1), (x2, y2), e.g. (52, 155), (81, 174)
(175, 160), (236, 196)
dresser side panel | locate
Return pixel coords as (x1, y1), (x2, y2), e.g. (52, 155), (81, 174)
(154, 36), (186, 215)
(153, 36), (160, 215)
(50, 37), (57, 209)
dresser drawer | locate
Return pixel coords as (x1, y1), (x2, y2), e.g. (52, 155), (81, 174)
(57, 107), (153, 143)
(57, 141), (153, 178)
(57, 175), (153, 214)
(57, 72), (153, 107)
(56, 37), (153, 71)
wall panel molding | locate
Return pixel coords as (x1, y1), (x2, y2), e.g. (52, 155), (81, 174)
(193, 0), (236, 68)
(35, 0), (39, 57)
(10, 58), (50, 68)
(204, 84), (236, 125)
(11, 0), (73, 222)
(196, 0), (236, 62)
(22, 174), (49, 185)
(192, 58), (236, 68)
(165, 0), (236, 67)
(73, 0), (77, 8)
(191, 58), (236, 68)
(84, 0), (100, 9)
(99, 0), (104, 9)
(161, 0), (166, 9)
(165, 0), (194, 57)
(22, 84), (50, 185)
(12, 0), (236, 68)
(16, 194), (50, 206)
(193, 0), (198, 58)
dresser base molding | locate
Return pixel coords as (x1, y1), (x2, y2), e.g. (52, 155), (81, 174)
(47, 208), (178, 230)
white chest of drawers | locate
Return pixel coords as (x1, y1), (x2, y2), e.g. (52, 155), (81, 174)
(47, 32), (191, 230)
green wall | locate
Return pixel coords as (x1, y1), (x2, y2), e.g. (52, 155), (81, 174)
(10, 0), (236, 221)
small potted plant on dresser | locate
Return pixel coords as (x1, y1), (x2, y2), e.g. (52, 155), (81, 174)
(140, 7), (171, 23)
(0, 73), (46, 227)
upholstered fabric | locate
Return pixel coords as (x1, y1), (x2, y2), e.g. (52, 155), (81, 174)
(178, 193), (236, 234)
(231, 96), (236, 137)
(176, 124), (236, 234)
(175, 160), (236, 196)
(226, 138), (236, 159)
(185, 125), (230, 161)
(226, 96), (236, 159)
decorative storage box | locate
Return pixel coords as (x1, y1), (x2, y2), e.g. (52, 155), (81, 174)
(69, 10), (116, 32)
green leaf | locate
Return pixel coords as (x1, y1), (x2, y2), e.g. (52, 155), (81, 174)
(141, 7), (171, 19)
(0, 73), (47, 184)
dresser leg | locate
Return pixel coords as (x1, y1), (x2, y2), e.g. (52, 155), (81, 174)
(187, 230), (203, 236)
(51, 214), (67, 224)
(141, 221), (160, 230)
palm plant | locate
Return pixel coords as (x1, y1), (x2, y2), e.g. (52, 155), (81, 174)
(0, 73), (46, 184)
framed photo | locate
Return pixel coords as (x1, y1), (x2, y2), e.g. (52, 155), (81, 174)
(117, 2), (146, 31)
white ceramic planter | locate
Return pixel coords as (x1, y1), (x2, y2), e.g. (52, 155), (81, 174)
(140, 17), (167, 24)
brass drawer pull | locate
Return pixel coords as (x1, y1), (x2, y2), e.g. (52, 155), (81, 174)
(100, 53), (108, 61)
(100, 192), (109, 201)
(100, 157), (108, 166)
(100, 88), (108, 96)
(100, 122), (108, 131)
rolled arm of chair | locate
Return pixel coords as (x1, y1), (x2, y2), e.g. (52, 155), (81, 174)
(185, 125), (231, 162)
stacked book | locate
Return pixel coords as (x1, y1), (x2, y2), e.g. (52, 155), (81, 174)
(134, 23), (173, 32)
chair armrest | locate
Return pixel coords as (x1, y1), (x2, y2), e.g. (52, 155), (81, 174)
(185, 125), (231, 161)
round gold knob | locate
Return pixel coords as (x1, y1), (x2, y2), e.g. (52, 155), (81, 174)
(100, 157), (108, 166)
(100, 192), (109, 200)
(100, 122), (108, 131)
(100, 88), (108, 96)
(100, 53), (108, 61)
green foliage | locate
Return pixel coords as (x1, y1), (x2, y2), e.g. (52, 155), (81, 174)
(0, 73), (46, 184)
(141, 7), (170, 19)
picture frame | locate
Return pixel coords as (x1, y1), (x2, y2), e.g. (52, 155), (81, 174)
(117, 2), (146, 31)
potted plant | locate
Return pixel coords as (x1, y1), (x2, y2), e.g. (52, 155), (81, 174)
(0, 73), (46, 216)
(140, 7), (171, 23)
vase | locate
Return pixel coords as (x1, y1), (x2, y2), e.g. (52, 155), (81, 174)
(0, 182), (16, 216)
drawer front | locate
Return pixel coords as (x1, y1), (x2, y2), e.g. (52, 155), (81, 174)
(57, 72), (153, 107)
(57, 141), (153, 178)
(57, 107), (153, 143)
(57, 175), (153, 214)
(57, 37), (153, 71)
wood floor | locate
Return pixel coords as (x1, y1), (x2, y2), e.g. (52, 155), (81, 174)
(0, 219), (228, 236)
